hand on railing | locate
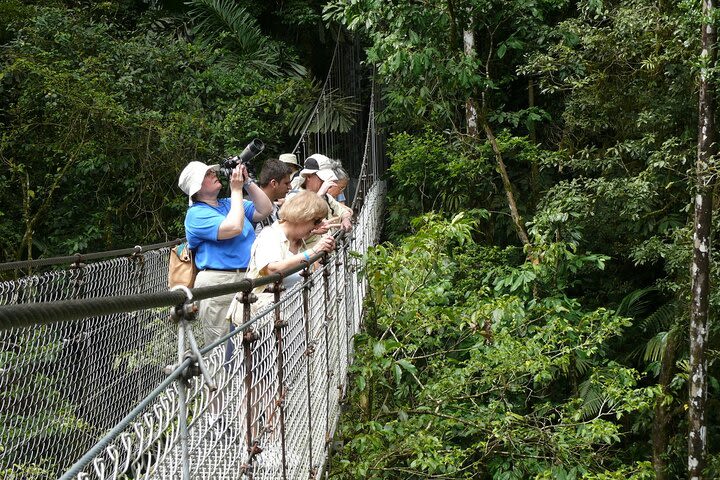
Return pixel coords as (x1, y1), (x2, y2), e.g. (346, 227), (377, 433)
(312, 216), (341, 235)
(314, 234), (336, 255)
(340, 213), (353, 232)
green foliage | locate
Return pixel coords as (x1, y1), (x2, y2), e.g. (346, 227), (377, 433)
(0, 5), (313, 260)
(324, 0), (567, 131)
(384, 129), (493, 238)
(384, 126), (553, 246)
(288, 85), (360, 135)
(0, 460), (56, 480)
(326, 0), (720, 476)
(186, 0), (307, 77)
(522, 0), (698, 148)
(0, 0), (34, 44)
(488, 241), (609, 296)
(333, 214), (657, 478)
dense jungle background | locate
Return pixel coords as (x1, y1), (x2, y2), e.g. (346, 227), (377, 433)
(1, 0), (719, 478)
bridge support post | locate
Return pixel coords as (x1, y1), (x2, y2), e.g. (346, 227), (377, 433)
(176, 319), (191, 480)
(320, 253), (332, 461)
(335, 237), (348, 401)
(300, 264), (316, 477)
(168, 286), (217, 479)
(238, 290), (260, 477)
(271, 280), (289, 479)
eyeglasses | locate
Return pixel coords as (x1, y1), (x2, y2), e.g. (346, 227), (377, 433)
(313, 218), (324, 226)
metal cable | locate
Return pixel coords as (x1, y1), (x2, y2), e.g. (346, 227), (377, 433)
(0, 232), (346, 331)
(0, 239), (184, 272)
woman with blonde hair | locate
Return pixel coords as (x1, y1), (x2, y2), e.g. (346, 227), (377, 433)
(246, 190), (336, 299)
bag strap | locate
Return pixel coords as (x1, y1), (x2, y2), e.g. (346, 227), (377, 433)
(175, 242), (192, 262)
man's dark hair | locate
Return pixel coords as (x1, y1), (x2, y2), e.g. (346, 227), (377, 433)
(259, 158), (293, 187)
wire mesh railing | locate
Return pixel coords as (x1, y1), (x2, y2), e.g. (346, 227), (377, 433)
(0, 41), (384, 477)
(0, 240), (183, 279)
(0, 179), (385, 480)
(0, 247), (184, 477)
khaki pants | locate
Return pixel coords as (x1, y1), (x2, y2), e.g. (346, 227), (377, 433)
(194, 269), (247, 347)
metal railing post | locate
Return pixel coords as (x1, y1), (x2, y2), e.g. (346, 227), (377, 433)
(239, 290), (260, 478)
(69, 255), (86, 300)
(176, 320), (191, 480)
(129, 247), (145, 295)
(271, 280), (289, 480)
(346, 232), (357, 361)
(300, 264), (316, 478)
(129, 249), (147, 405)
(168, 286), (217, 480)
(320, 254), (332, 454)
(335, 239), (347, 400)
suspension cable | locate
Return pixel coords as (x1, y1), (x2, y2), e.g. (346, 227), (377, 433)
(292, 34), (342, 154)
(0, 238), (184, 272)
(0, 231), (346, 331)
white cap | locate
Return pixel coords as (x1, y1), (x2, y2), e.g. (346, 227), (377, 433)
(178, 161), (219, 205)
(279, 153), (301, 170)
(299, 154), (337, 182)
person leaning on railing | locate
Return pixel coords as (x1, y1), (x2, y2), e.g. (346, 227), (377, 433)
(244, 190), (336, 312)
(328, 159), (349, 206)
(178, 160), (272, 346)
(286, 154), (353, 251)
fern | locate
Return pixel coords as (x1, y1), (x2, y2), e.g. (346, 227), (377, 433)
(638, 302), (678, 333)
(616, 286), (657, 319)
(643, 330), (670, 363)
(186, 0), (306, 77)
(289, 86), (360, 135)
(573, 352), (593, 376)
(577, 377), (611, 420)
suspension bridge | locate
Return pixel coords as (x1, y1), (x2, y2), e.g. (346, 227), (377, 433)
(0, 39), (385, 480)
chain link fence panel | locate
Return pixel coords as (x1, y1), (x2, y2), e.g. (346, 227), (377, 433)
(0, 180), (385, 480)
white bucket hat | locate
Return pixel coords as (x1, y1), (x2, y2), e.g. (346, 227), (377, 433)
(299, 154), (337, 183)
(178, 161), (219, 205)
(279, 153), (301, 171)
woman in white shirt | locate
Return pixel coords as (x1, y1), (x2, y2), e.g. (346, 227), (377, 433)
(246, 190), (337, 310)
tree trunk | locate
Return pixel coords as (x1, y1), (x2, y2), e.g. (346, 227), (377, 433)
(463, 21), (478, 136)
(15, 156), (77, 260)
(472, 18), (530, 248)
(528, 79), (540, 207)
(483, 120), (531, 247)
(689, 2), (716, 477)
(653, 328), (678, 480)
(528, 78), (537, 145)
(446, 0), (458, 51)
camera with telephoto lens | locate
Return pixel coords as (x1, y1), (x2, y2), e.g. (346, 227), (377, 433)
(220, 138), (265, 178)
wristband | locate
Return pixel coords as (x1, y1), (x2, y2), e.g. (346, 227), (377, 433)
(303, 251), (311, 262)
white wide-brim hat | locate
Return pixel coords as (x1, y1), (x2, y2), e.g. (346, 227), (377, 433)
(179, 161), (220, 205)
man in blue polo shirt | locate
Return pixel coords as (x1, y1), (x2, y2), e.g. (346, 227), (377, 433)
(179, 160), (272, 345)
